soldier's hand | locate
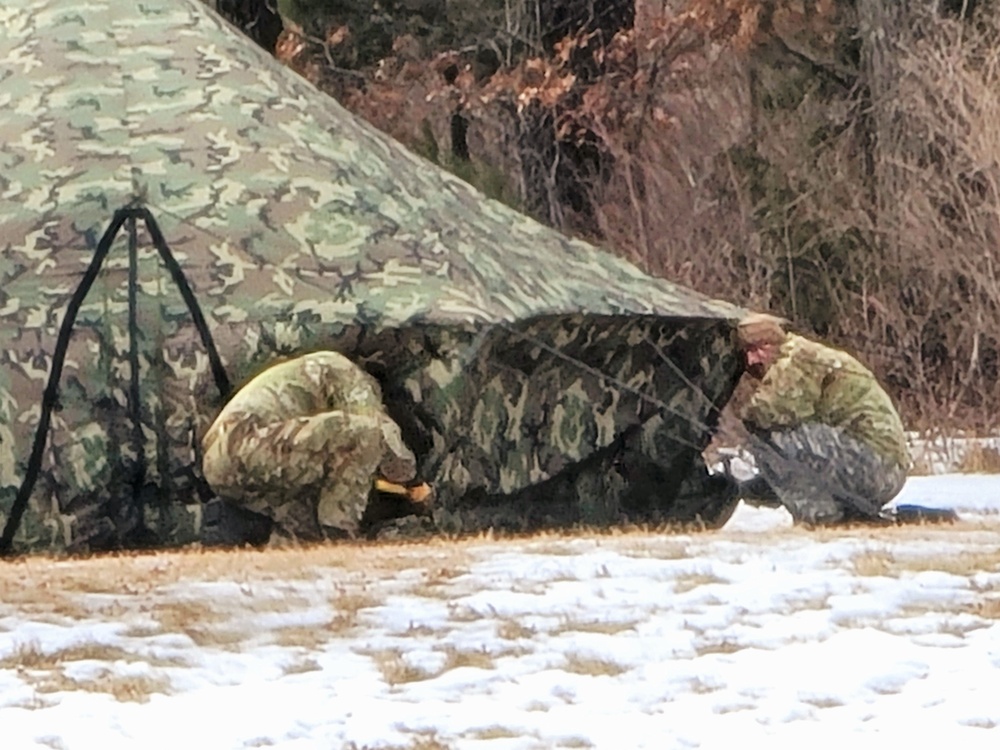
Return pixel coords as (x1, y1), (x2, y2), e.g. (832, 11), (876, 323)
(406, 482), (434, 507)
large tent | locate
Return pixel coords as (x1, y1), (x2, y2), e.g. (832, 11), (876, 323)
(0, 0), (745, 554)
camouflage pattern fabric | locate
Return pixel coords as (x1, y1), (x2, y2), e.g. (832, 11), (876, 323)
(0, 0), (744, 554)
(741, 335), (910, 468)
(202, 351), (416, 541)
(747, 424), (907, 525)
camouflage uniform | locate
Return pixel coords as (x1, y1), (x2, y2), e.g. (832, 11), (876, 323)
(741, 334), (909, 525)
(201, 351), (416, 542)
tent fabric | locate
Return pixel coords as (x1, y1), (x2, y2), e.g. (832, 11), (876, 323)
(0, 0), (745, 553)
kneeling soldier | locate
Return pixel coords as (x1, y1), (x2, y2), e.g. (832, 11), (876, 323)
(202, 351), (430, 544)
(735, 314), (910, 526)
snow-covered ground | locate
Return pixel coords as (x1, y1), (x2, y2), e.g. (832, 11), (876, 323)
(1, 474), (999, 750)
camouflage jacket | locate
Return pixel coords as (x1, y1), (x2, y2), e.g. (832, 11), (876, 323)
(203, 351), (415, 481)
(740, 335), (910, 468)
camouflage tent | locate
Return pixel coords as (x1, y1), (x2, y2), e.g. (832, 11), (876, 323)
(0, 0), (745, 555)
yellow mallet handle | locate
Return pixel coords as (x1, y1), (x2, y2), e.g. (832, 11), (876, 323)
(374, 478), (433, 504)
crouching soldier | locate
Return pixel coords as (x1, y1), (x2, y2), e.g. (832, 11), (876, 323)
(201, 351), (431, 544)
(734, 313), (911, 526)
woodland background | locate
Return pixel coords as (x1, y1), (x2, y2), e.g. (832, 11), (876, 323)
(208, 0), (1000, 435)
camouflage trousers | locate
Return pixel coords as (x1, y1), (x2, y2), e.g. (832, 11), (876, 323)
(202, 411), (396, 542)
(747, 423), (907, 525)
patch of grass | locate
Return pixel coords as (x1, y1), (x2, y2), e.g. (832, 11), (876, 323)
(0, 641), (184, 670)
(447, 604), (486, 623)
(556, 737), (594, 748)
(466, 726), (520, 740)
(308, 589), (382, 636)
(799, 694), (846, 709)
(4, 694), (56, 711)
(497, 619), (536, 640)
(397, 622), (449, 638)
(893, 551), (1000, 577)
(561, 653), (629, 677)
(526, 542), (580, 556)
(786, 592), (832, 611)
(282, 656), (321, 676)
(121, 623), (165, 639)
(32, 669), (171, 702)
(673, 570), (727, 593)
(693, 639), (744, 657)
(366, 648), (438, 686)
(403, 580), (451, 599)
(850, 550), (895, 577)
(852, 548), (1000, 577)
(956, 444), (1000, 473)
(973, 597), (1000, 618)
(687, 676), (722, 694)
(550, 617), (638, 636)
(274, 626), (328, 649)
(331, 588), (381, 616)
(381, 731), (455, 750)
(438, 645), (496, 671)
(960, 717), (998, 729)
(510, 580), (548, 595)
(152, 598), (224, 632)
(327, 612), (362, 636)
(619, 540), (689, 560)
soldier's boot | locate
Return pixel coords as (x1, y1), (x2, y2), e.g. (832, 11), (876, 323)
(201, 497), (273, 547)
(735, 475), (783, 509)
(882, 504), (960, 525)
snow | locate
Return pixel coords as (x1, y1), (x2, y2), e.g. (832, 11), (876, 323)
(2, 474), (999, 750)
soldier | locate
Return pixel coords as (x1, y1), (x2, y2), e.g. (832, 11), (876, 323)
(734, 313), (910, 526)
(201, 351), (431, 544)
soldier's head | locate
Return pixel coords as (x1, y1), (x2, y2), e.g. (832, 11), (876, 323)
(736, 313), (788, 379)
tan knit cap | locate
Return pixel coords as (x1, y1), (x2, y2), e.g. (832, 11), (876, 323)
(736, 312), (789, 349)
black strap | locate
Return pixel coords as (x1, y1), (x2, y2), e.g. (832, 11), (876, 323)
(126, 214), (147, 524)
(1, 206), (230, 556)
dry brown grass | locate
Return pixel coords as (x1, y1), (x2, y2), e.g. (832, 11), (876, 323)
(555, 738), (594, 749)
(29, 668), (171, 703)
(550, 617), (638, 636)
(368, 732), (454, 750)
(446, 604), (486, 623)
(466, 726), (521, 740)
(799, 694), (846, 709)
(693, 639), (744, 657)
(851, 547), (1000, 578)
(966, 597), (1000, 619)
(273, 625), (328, 649)
(1, 641), (186, 670)
(281, 656), (322, 676)
(561, 653), (629, 677)
(365, 648), (438, 686)
(956, 444), (1000, 473)
(673, 571), (727, 593)
(438, 645), (496, 671)
(618, 539), (689, 560)
(496, 619), (536, 640)
(851, 550), (895, 577)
